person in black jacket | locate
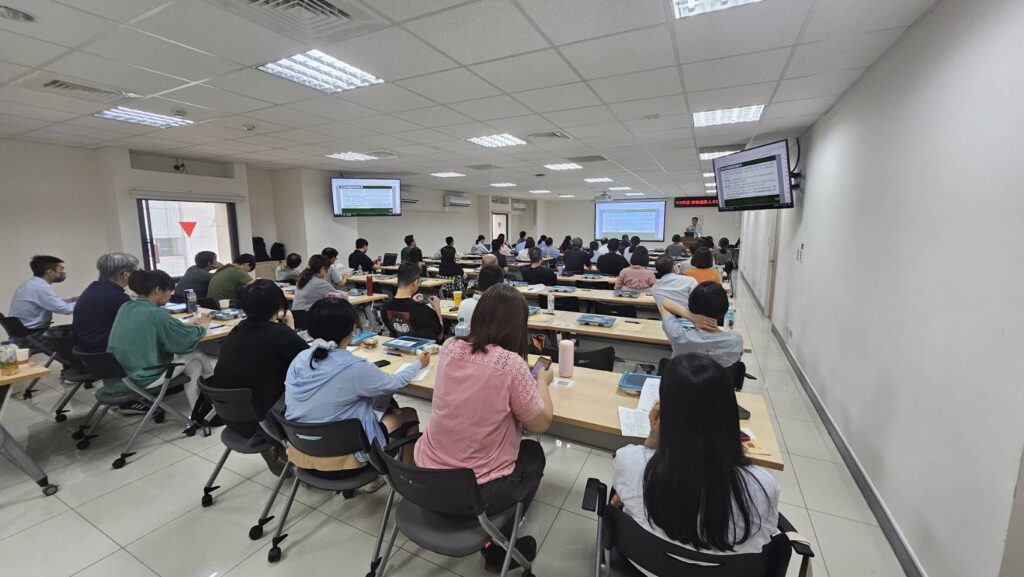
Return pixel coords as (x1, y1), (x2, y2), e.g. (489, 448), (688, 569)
(438, 238), (464, 278)
(348, 238), (378, 273)
(520, 247), (557, 286)
(561, 238), (591, 275)
(597, 238), (630, 276)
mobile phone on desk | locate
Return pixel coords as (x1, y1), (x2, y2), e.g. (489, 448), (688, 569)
(530, 357), (551, 377)
(374, 359), (391, 368)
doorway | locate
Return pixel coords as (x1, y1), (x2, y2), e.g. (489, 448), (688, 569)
(491, 213), (508, 242)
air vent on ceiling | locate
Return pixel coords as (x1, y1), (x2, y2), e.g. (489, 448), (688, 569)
(465, 164), (501, 171)
(525, 130), (571, 140)
(565, 155), (607, 163)
(491, 196), (510, 205)
(213, 0), (387, 44)
(41, 79), (136, 103)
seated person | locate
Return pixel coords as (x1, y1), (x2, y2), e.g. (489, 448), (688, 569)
(558, 235), (573, 253)
(497, 233), (512, 257)
(415, 284), (553, 569)
(457, 264), (503, 330)
(380, 262), (443, 341)
(590, 240), (603, 264)
(293, 255), (346, 315)
(715, 237), (735, 276)
(650, 255), (697, 308)
(623, 236), (642, 262)
(612, 354), (779, 570)
(349, 239), (378, 273)
(515, 237), (536, 262)
(212, 280), (307, 475)
(481, 253), (499, 268)
(400, 235), (424, 265)
(660, 282), (741, 366)
(541, 235), (560, 259)
(520, 247), (557, 286)
(275, 253), (302, 283)
(562, 238), (591, 275)
(321, 247), (351, 288)
(174, 251), (219, 298)
(597, 239), (630, 276)
(470, 235), (490, 255)
(285, 297), (426, 477)
(514, 231), (528, 254)
(438, 239), (464, 278)
(683, 247), (722, 285)
(664, 234), (688, 259)
(105, 270), (214, 413)
(490, 238), (509, 271)
(9, 255), (75, 330)
(207, 253), (256, 305)
(72, 253), (138, 354)
(615, 246), (656, 290)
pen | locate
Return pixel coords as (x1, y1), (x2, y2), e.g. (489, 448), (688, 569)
(385, 351), (402, 357)
(181, 314), (194, 320)
(625, 320), (640, 324)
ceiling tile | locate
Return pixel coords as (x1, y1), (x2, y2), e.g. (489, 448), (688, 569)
(44, 52), (186, 95)
(0, 60), (32, 83)
(0, 83), (105, 115)
(0, 0), (117, 47)
(2, 32), (69, 67)
(345, 114), (422, 134)
(449, 95), (533, 121)
(0, 101), (76, 122)
(234, 134), (302, 149)
(802, 0), (935, 43)
(673, 0), (813, 63)
(543, 106), (616, 128)
(270, 129), (332, 145)
(786, 28), (906, 78)
(0, 113), (52, 133)
(484, 114), (555, 134)
(322, 26), (457, 81)
(764, 95), (838, 119)
(207, 69), (322, 105)
(469, 50), (580, 93)
(367, 0), (468, 22)
(244, 106), (332, 128)
(517, 0), (666, 45)
(560, 27), (675, 80)
(393, 106), (474, 128)
(397, 68), (500, 104)
(775, 69), (864, 102)
(566, 122), (631, 139)
(161, 84), (272, 114)
(306, 122), (378, 140)
(391, 128), (452, 144)
(84, 29), (239, 81)
(435, 122), (498, 139)
(608, 95), (689, 120)
(682, 48), (791, 92)
(590, 67), (682, 104)
(512, 83), (601, 113)
(288, 96), (377, 122)
(68, 115), (157, 135)
(404, 0), (549, 65)
(17, 129), (107, 146)
(56, 0), (171, 23)
(209, 115), (290, 135)
(623, 114), (692, 134)
(754, 115), (818, 134)
(686, 82), (776, 111)
(339, 84), (436, 113)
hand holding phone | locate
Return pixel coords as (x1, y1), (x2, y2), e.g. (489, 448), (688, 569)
(531, 357), (552, 377)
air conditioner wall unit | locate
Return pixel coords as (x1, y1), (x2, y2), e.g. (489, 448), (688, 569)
(445, 195), (472, 208)
(511, 201), (527, 211)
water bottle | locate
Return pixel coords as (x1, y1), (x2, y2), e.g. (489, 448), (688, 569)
(366, 275), (374, 296)
(454, 317), (470, 337)
(558, 339), (574, 378)
(0, 341), (17, 376)
(547, 293), (555, 314)
(356, 264), (363, 275)
(726, 307), (735, 329)
(185, 289), (198, 314)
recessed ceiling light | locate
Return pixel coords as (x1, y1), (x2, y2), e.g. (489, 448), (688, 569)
(431, 172), (465, 178)
(608, 186), (632, 191)
(585, 177), (613, 183)
(490, 182), (517, 187)
(0, 5), (35, 22)
(544, 162), (582, 170)
(693, 105), (765, 127)
(559, 194), (575, 198)
(529, 190), (551, 194)
(468, 133), (526, 148)
(705, 182), (717, 188)
(700, 150), (740, 160)
(258, 50), (382, 94)
(672, 0), (764, 20)
(703, 172), (715, 177)
(625, 192), (645, 196)
(326, 152), (378, 161)
(94, 106), (193, 128)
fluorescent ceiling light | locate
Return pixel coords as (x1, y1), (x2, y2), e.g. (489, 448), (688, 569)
(431, 172), (465, 178)
(258, 50), (382, 94)
(326, 151), (378, 161)
(467, 133), (526, 148)
(703, 172), (715, 177)
(94, 106), (193, 128)
(608, 186), (632, 191)
(673, 0), (764, 20)
(559, 194), (575, 198)
(700, 150), (739, 160)
(490, 182), (517, 187)
(585, 177), (613, 183)
(693, 105), (764, 127)
(529, 190), (551, 194)
(544, 162), (582, 170)
(705, 182), (717, 188)
(625, 192), (645, 196)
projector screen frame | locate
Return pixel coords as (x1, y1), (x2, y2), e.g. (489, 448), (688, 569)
(712, 139), (794, 212)
(330, 177), (403, 217)
(593, 199), (667, 242)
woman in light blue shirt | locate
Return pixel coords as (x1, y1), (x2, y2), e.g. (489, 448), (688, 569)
(284, 297), (428, 477)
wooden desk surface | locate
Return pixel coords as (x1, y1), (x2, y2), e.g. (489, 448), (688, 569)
(517, 286), (657, 307)
(557, 275), (618, 285)
(353, 347), (781, 470)
(348, 275), (453, 289)
(282, 286), (388, 306)
(0, 363), (52, 388)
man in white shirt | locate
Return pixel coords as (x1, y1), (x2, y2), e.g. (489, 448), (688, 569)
(8, 255), (75, 329)
(321, 247), (350, 288)
(456, 264), (504, 329)
(650, 255), (697, 308)
(685, 217), (702, 238)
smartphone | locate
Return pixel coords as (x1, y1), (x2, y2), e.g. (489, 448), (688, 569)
(530, 357), (552, 377)
(374, 359), (392, 368)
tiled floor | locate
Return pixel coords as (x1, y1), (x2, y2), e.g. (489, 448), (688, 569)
(0, 281), (906, 577)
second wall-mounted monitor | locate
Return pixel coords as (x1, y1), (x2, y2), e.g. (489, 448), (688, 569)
(331, 178), (401, 217)
(713, 140), (794, 212)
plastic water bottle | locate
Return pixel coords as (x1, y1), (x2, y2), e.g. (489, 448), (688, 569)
(185, 289), (198, 314)
(356, 264), (363, 275)
(454, 317), (470, 337)
(726, 307), (735, 329)
(547, 293), (555, 314)
(558, 339), (574, 378)
(0, 341), (18, 376)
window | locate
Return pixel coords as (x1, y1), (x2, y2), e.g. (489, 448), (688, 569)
(138, 199), (238, 277)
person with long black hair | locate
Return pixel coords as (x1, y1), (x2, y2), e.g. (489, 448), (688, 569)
(293, 254), (345, 313)
(612, 354), (779, 568)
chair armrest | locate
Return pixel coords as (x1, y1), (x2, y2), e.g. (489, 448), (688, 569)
(509, 470), (543, 504)
(384, 432), (422, 454)
(582, 477), (608, 517)
(387, 420), (420, 440)
(143, 362), (184, 378)
(778, 513), (815, 558)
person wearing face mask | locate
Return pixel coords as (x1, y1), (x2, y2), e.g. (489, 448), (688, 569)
(8, 255), (76, 330)
(72, 253), (139, 354)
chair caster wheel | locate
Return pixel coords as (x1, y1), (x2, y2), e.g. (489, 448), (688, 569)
(184, 425), (197, 437)
(42, 484), (58, 496)
(71, 429), (85, 440)
(249, 525), (263, 540)
(23, 391), (33, 399)
(201, 494), (213, 507)
(84, 382), (94, 389)
(154, 412), (166, 424)
(76, 439), (90, 450)
(342, 489), (355, 499)
(112, 457), (126, 469)
(268, 547), (282, 563)
(55, 413), (67, 422)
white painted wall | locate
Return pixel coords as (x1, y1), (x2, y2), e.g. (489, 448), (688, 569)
(743, 1), (1024, 575)
(738, 210), (778, 311)
(247, 168), (277, 242)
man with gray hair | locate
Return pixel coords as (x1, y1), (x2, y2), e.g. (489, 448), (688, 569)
(72, 252), (139, 354)
(562, 237), (591, 275)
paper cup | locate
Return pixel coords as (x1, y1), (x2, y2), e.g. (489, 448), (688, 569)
(17, 348), (30, 364)
(218, 299), (230, 310)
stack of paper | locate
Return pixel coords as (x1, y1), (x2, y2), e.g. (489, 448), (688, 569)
(618, 377), (661, 438)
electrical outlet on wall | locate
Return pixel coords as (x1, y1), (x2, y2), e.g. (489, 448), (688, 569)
(796, 243), (804, 262)
(786, 326), (794, 341)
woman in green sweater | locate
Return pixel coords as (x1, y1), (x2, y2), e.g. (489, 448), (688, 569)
(106, 269), (214, 412)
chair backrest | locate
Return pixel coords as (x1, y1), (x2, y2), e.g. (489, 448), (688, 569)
(538, 295), (579, 312)
(382, 253), (398, 266)
(370, 440), (483, 516)
(198, 297), (220, 310)
(197, 377), (261, 423)
(271, 407), (369, 459)
(725, 361), (746, 391)
(0, 313), (32, 338)
(292, 309), (308, 331)
(541, 346), (615, 372)
(75, 350), (127, 380)
(604, 506), (788, 577)
(169, 294), (186, 305)
(594, 302), (637, 318)
(575, 280), (609, 290)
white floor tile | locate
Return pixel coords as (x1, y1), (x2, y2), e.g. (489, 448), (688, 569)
(532, 509), (597, 577)
(768, 390), (819, 423)
(3, 386), (92, 426)
(0, 453), (31, 492)
(317, 484), (408, 547)
(0, 479), (70, 541)
(251, 468), (335, 509)
(791, 455), (877, 526)
(763, 369), (801, 392)
(777, 417), (842, 463)
(197, 443), (271, 480)
(778, 503), (829, 577)
(566, 451), (614, 520)
(71, 550), (159, 577)
(0, 510), (118, 577)
(768, 452), (805, 508)
(533, 440), (589, 508)
(810, 510), (905, 577)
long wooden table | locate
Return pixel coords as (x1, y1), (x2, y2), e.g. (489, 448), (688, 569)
(347, 275), (453, 289)
(517, 286), (657, 307)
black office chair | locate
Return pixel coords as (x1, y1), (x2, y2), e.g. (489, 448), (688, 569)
(367, 439), (541, 577)
(0, 314), (69, 399)
(169, 294), (186, 305)
(540, 345), (616, 372)
(583, 478), (814, 577)
(575, 280), (611, 290)
(198, 297), (219, 310)
(46, 332), (95, 422)
(291, 309), (308, 331)
(594, 302), (637, 318)
(538, 295), (579, 312)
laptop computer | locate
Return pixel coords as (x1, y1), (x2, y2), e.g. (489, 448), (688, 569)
(382, 253), (398, 266)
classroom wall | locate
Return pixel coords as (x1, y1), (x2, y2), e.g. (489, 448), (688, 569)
(1002, 450), (1024, 577)
(247, 168), (277, 242)
(738, 210), (778, 311)
(743, 1), (1024, 575)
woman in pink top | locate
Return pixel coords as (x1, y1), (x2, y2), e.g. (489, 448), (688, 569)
(615, 246), (656, 290)
(414, 283), (554, 568)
